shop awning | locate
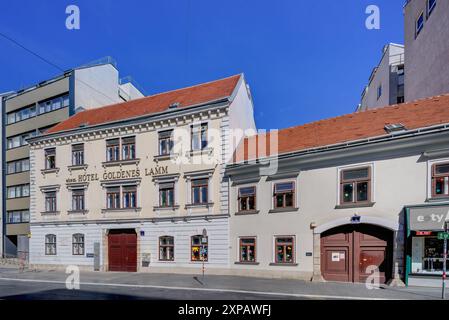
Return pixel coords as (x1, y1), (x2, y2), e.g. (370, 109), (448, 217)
(409, 205), (449, 231)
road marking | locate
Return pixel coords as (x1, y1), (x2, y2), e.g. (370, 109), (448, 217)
(0, 277), (398, 300)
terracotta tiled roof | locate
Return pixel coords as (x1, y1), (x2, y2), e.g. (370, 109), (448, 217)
(234, 94), (449, 162)
(47, 74), (242, 134)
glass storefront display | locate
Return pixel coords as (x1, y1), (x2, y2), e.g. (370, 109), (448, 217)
(411, 234), (449, 274)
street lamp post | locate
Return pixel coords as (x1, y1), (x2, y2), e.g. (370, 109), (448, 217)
(443, 221), (448, 300)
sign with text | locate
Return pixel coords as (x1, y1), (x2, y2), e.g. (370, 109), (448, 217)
(409, 205), (449, 231)
(66, 166), (168, 184)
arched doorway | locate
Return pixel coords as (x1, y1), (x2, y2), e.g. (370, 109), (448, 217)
(320, 224), (393, 283)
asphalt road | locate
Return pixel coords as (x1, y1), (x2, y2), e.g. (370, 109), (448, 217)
(0, 266), (444, 300)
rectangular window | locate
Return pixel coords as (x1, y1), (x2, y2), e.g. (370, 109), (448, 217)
(432, 163), (449, 198)
(72, 144), (84, 166)
(45, 191), (57, 212)
(72, 189), (85, 211)
(122, 137), (136, 160)
(191, 235), (208, 262)
(106, 139), (120, 162)
(416, 12), (424, 36)
(38, 94), (69, 115)
(191, 123), (208, 151)
(7, 210), (30, 224)
(159, 236), (175, 261)
(428, 0), (437, 16)
(159, 130), (174, 156)
(274, 182), (295, 209)
(275, 237), (294, 264)
(377, 85), (382, 100)
(45, 234), (57, 255)
(191, 179), (208, 205)
(239, 237), (256, 262)
(72, 234), (85, 255)
(7, 131), (36, 149)
(122, 186), (137, 208)
(159, 182), (175, 207)
(238, 187), (256, 212)
(106, 187), (121, 209)
(6, 104), (37, 125)
(340, 167), (371, 204)
(7, 184), (30, 199)
(7, 158), (30, 174)
(45, 148), (56, 169)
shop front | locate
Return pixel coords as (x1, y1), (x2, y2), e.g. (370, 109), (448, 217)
(405, 204), (449, 287)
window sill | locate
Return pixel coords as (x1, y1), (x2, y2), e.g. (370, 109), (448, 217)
(68, 164), (88, 171)
(426, 197), (449, 203)
(101, 207), (142, 213)
(188, 148), (213, 157)
(41, 168), (60, 174)
(102, 159), (140, 167)
(269, 262), (298, 267)
(185, 202), (214, 209)
(235, 210), (259, 216)
(335, 202), (375, 209)
(268, 207), (299, 214)
(67, 210), (89, 215)
(153, 205), (180, 211)
(234, 261), (260, 265)
(153, 153), (179, 162)
(41, 211), (60, 216)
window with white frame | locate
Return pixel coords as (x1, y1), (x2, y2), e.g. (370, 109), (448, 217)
(159, 130), (174, 156)
(122, 136), (136, 160)
(7, 158), (30, 174)
(159, 236), (174, 261)
(44, 191), (57, 212)
(72, 189), (85, 211)
(106, 139), (120, 162)
(7, 184), (30, 199)
(106, 185), (137, 209)
(45, 148), (56, 169)
(191, 123), (208, 151)
(45, 234), (57, 255)
(72, 144), (84, 166)
(72, 234), (85, 255)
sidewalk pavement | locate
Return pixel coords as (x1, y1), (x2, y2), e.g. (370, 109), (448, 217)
(0, 266), (445, 300)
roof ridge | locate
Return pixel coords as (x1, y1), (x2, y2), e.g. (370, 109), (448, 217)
(72, 73), (242, 117)
(270, 92), (449, 135)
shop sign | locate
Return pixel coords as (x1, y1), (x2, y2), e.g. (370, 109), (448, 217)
(416, 231), (432, 236)
(409, 205), (449, 231)
(331, 252), (340, 262)
(437, 232), (449, 240)
(66, 166), (168, 184)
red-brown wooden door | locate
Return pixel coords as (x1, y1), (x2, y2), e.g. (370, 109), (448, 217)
(321, 224), (392, 283)
(108, 232), (137, 272)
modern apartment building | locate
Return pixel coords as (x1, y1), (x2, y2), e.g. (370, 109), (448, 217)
(2, 57), (144, 258)
(228, 94), (449, 287)
(404, 0), (449, 102)
(358, 44), (405, 111)
(27, 74), (256, 273)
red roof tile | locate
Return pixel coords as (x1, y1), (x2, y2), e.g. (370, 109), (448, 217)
(47, 74), (242, 134)
(234, 94), (449, 162)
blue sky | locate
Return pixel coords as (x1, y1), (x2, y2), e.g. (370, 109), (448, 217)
(0, 0), (404, 130)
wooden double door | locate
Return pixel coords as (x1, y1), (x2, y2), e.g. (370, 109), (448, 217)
(108, 230), (137, 272)
(321, 224), (392, 284)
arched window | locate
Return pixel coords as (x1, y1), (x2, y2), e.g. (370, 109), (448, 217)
(191, 235), (208, 262)
(72, 233), (85, 255)
(159, 236), (174, 261)
(45, 234), (56, 255)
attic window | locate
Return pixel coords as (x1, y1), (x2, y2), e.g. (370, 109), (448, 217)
(78, 122), (88, 128)
(169, 102), (180, 109)
(384, 123), (407, 133)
